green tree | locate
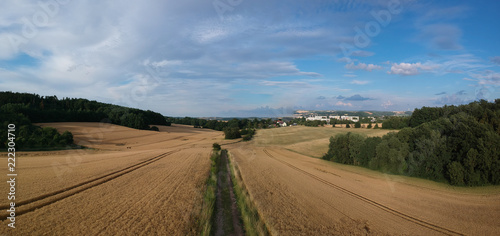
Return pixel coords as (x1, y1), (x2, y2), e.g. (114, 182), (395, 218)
(223, 127), (241, 139)
(447, 162), (465, 185)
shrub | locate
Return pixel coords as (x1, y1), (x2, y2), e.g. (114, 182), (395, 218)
(212, 143), (221, 151)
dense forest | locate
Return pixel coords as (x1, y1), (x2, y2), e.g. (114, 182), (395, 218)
(324, 99), (500, 186)
(1, 91), (169, 150)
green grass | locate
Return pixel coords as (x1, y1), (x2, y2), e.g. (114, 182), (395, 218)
(227, 151), (270, 236)
(197, 150), (219, 236)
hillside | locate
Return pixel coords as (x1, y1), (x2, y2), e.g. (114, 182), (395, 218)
(0, 91), (170, 150)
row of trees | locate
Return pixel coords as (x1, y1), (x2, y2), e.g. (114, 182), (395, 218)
(0, 92), (169, 130)
(381, 100), (500, 132)
(324, 100), (500, 186)
(169, 117), (276, 131)
(169, 117), (259, 140)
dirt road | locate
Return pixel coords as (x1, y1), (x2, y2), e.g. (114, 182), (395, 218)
(227, 143), (500, 235)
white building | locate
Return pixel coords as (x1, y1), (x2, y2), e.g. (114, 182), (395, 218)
(306, 116), (329, 122)
(341, 116), (359, 122)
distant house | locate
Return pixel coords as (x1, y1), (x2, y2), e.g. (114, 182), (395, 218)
(276, 120), (287, 127)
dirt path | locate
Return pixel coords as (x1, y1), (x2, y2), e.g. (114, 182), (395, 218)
(214, 150), (244, 236)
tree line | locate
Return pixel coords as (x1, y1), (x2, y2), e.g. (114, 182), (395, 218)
(324, 99), (500, 186)
(1, 91), (170, 150)
(168, 117), (264, 140)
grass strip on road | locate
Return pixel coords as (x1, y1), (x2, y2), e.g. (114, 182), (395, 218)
(197, 150), (219, 235)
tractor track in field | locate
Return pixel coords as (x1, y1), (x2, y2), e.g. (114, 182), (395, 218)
(262, 148), (465, 236)
(95, 150), (200, 235)
(0, 149), (183, 219)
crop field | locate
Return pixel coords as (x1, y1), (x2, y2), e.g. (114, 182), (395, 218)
(2, 123), (499, 235)
(0, 123), (224, 235)
(226, 127), (500, 235)
(254, 126), (391, 158)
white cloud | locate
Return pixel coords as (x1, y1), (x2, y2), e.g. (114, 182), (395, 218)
(388, 62), (438, 75)
(335, 101), (352, 107)
(472, 71), (500, 86)
(259, 80), (311, 88)
(350, 80), (369, 85)
(345, 62), (382, 71)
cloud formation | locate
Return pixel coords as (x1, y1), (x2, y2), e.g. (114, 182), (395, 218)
(472, 70), (500, 85)
(350, 80), (370, 85)
(388, 62), (438, 75)
(345, 62), (382, 72)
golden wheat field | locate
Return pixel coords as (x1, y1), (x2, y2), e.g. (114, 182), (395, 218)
(226, 126), (500, 235)
(2, 123), (499, 235)
(0, 123), (224, 235)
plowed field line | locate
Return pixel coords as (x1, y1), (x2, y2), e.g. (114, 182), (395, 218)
(262, 148), (464, 236)
(0, 149), (182, 219)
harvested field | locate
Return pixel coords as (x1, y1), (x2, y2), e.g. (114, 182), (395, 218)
(226, 132), (500, 235)
(0, 123), (224, 235)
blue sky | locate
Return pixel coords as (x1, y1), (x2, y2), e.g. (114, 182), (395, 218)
(0, 0), (499, 117)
